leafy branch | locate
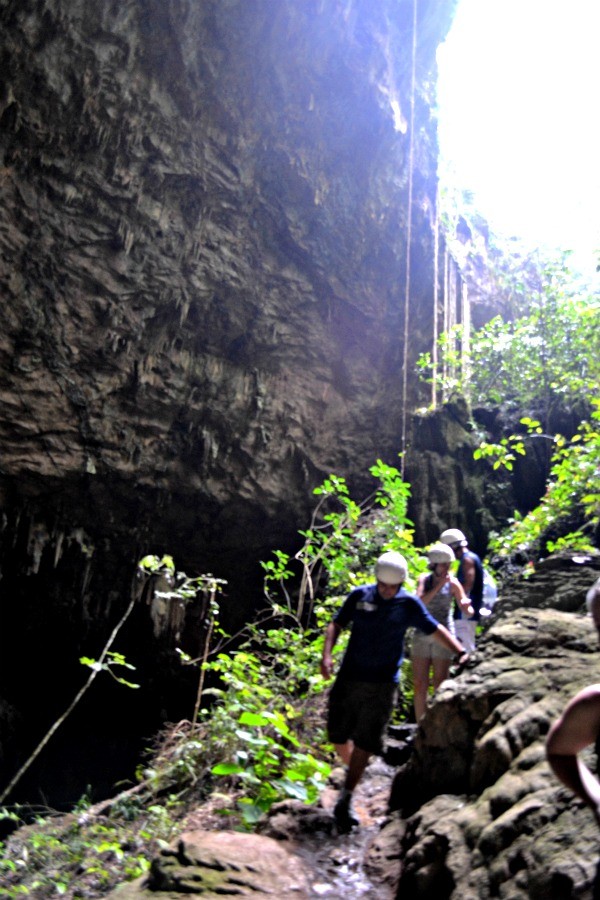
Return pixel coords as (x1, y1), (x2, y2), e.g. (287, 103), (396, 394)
(487, 401), (600, 562)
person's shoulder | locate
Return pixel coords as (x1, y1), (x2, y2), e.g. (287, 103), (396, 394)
(346, 583), (376, 602)
(335, 584), (374, 621)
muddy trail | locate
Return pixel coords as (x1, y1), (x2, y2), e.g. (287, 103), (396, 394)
(258, 757), (401, 899)
(178, 753), (401, 899)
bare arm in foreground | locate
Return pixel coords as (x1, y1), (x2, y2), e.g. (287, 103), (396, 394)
(546, 684), (600, 824)
(433, 623), (468, 662)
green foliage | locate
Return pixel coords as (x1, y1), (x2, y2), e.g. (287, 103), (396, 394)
(137, 554), (336, 827)
(416, 243), (600, 571)
(258, 458), (424, 630)
(487, 401), (600, 563)
(473, 418), (543, 472)
(369, 458), (412, 525)
(293, 458), (422, 596)
(209, 707), (330, 825)
(200, 624), (332, 828)
(395, 659), (415, 722)
(138, 554), (175, 573)
(140, 626), (334, 830)
(417, 254), (600, 418)
(416, 326), (464, 398)
(545, 532), (596, 555)
(79, 651), (140, 689)
(0, 802), (172, 898)
(473, 434), (526, 472)
(167, 461), (423, 827)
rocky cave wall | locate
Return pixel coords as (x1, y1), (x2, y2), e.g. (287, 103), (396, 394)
(0, 0), (457, 613)
(0, 0), (466, 804)
(388, 554), (600, 898)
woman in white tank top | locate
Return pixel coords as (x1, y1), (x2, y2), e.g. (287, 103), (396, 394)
(411, 543), (473, 721)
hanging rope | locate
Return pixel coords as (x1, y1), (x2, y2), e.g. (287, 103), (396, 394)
(461, 277), (471, 396)
(442, 244), (449, 400)
(432, 183), (440, 408)
(400, 0), (418, 477)
(448, 254), (457, 388)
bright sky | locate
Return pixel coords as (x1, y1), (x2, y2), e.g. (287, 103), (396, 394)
(436, 0), (600, 267)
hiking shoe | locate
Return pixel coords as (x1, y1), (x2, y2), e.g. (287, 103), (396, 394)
(334, 795), (359, 833)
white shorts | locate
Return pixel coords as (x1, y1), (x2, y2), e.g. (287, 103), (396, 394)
(454, 619), (477, 653)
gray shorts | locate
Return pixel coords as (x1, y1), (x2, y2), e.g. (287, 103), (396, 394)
(411, 630), (453, 661)
(327, 679), (397, 755)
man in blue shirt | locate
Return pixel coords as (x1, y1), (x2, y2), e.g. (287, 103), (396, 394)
(321, 550), (468, 831)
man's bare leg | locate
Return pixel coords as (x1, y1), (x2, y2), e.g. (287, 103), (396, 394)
(333, 744), (371, 831)
(334, 741), (354, 767)
(333, 742), (370, 790)
(345, 745), (371, 792)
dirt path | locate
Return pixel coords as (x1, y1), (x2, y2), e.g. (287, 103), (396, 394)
(261, 757), (400, 899)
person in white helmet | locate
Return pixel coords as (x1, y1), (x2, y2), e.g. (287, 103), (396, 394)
(546, 577), (600, 825)
(411, 543), (474, 721)
(440, 528), (484, 652)
(320, 550), (469, 832)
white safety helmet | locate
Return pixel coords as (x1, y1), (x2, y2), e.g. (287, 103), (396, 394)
(427, 542), (455, 564)
(440, 528), (467, 548)
(374, 551), (408, 585)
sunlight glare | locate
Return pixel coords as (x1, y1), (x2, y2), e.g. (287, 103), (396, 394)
(437, 0), (600, 267)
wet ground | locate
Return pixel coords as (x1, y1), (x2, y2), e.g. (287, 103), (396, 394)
(288, 758), (399, 899)
(182, 754), (401, 898)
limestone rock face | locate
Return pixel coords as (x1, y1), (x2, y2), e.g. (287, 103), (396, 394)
(389, 554), (600, 898)
(405, 398), (520, 551)
(0, 0), (456, 801)
(0, 0), (452, 604)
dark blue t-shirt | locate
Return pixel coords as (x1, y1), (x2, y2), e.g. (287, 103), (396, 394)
(456, 549), (484, 620)
(334, 583), (439, 684)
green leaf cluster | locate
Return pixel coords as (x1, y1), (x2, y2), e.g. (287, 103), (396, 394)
(417, 254), (600, 418)
(80, 651), (140, 689)
(194, 618), (334, 827)
(0, 802), (169, 898)
(487, 401), (600, 562)
(473, 418), (542, 472)
(177, 460), (426, 826)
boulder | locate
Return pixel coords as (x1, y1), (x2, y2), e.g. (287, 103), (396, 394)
(106, 830), (310, 898)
